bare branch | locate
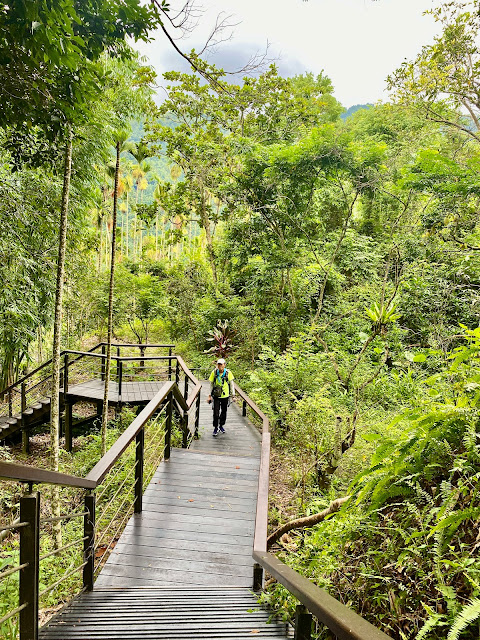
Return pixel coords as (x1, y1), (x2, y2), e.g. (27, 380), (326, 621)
(198, 12), (239, 56)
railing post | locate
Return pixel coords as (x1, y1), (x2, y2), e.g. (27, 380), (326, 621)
(101, 345), (106, 381)
(8, 388), (12, 417)
(63, 353), (69, 394)
(164, 392), (172, 461)
(21, 382), (26, 413)
(175, 361), (180, 385)
(135, 427), (144, 513)
(21, 382), (28, 455)
(182, 415), (188, 449)
(294, 604), (313, 640)
(253, 563), (264, 591)
(242, 400), (247, 417)
(83, 492), (96, 591)
(168, 347), (172, 380)
(140, 346), (145, 370)
(20, 491), (40, 640)
(118, 361), (123, 400)
(64, 402), (73, 452)
(194, 394), (200, 439)
(184, 375), (189, 401)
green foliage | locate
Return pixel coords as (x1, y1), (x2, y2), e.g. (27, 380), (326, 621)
(0, 0), (161, 129)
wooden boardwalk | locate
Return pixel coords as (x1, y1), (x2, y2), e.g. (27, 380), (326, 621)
(95, 448), (260, 588)
(40, 383), (290, 639)
(67, 379), (166, 404)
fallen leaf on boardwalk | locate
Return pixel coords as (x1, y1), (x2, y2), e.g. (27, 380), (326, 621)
(188, 499), (194, 502)
(235, 466), (240, 469)
(250, 630), (260, 634)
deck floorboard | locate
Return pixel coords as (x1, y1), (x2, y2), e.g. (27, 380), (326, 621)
(39, 382), (290, 639)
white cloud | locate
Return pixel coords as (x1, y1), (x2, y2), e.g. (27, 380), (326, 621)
(136, 0), (441, 107)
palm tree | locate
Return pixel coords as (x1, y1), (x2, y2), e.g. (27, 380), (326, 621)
(129, 142), (153, 260)
(101, 129), (133, 454)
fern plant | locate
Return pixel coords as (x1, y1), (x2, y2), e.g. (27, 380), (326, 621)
(344, 328), (480, 639)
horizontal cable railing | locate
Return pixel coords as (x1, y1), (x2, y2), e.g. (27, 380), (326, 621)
(0, 351), (200, 640)
(235, 382), (392, 640)
(0, 343), (175, 431)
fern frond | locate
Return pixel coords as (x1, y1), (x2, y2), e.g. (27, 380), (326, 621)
(447, 597), (480, 640)
(416, 610), (447, 640)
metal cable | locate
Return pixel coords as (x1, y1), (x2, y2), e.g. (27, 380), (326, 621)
(40, 511), (88, 525)
(96, 469), (134, 525)
(0, 520), (27, 534)
(0, 602), (28, 625)
(39, 562), (87, 598)
(39, 536), (88, 562)
(94, 505), (133, 572)
(0, 562), (28, 581)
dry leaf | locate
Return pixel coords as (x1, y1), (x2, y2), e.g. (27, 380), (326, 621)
(188, 499), (194, 502)
(235, 466), (240, 469)
(250, 630), (260, 634)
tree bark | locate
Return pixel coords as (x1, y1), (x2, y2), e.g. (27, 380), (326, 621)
(50, 126), (73, 548)
(199, 188), (217, 285)
(266, 496), (350, 550)
(101, 141), (120, 455)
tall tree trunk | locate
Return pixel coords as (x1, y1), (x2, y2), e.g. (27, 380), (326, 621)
(101, 141), (120, 455)
(125, 192), (129, 259)
(199, 189), (217, 285)
(50, 126), (73, 548)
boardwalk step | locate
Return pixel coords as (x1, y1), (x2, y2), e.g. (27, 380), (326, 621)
(39, 587), (291, 639)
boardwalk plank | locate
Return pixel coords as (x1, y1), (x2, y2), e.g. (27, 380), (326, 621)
(40, 382), (290, 639)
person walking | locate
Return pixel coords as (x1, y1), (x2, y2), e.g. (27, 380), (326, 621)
(207, 358), (235, 437)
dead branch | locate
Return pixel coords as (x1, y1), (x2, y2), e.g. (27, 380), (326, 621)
(267, 496), (350, 549)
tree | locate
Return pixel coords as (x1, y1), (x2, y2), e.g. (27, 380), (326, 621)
(146, 63), (343, 285)
(0, 0), (160, 131)
(388, 1), (480, 144)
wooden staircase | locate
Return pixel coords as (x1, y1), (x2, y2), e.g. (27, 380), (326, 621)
(0, 396), (52, 440)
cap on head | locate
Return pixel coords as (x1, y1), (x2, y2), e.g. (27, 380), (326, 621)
(217, 358), (226, 365)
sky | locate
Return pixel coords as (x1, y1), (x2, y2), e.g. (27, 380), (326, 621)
(135, 0), (442, 108)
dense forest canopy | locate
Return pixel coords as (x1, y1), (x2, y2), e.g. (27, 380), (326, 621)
(2, 1), (480, 638)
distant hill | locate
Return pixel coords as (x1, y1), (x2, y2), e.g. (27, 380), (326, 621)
(341, 104), (373, 120)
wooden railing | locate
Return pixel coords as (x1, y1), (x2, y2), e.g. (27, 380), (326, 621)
(235, 383), (392, 640)
(0, 342), (175, 419)
(0, 356), (200, 640)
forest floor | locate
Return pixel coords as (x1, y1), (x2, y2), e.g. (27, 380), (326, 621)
(269, 448), (298, 525)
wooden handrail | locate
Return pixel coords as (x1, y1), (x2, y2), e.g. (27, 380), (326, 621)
(234, 383), (269, 432)
(176, 355), (198, 384)
(86, 382), (172, 484)
(0, 344), (103, 396)
(96, 342), (175, 348)
(0, 344), (176, 397)
(252, 550), (391, 640)
(0, 461), (95, 489)
(236, 382), (392, 640)
(0, 355), (201, 490)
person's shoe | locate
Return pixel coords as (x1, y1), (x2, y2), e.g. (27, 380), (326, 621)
(212, 429), (218, 437)
(219, 427), (226, 434)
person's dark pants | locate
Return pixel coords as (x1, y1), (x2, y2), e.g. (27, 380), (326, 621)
(213, 397), (229, 429)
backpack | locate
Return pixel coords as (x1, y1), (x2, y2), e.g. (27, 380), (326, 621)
(212, 368), (228, 398)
